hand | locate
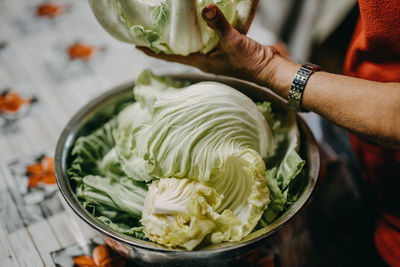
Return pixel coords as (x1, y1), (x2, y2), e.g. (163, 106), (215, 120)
(137, 4), (283, 87)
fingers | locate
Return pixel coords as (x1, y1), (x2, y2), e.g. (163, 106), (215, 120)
(271, 42), (289, 58)
(202, 4), (234, 39)
(137, 46), (170, 60)
(136, 46), (205, 67)
(137, 46), (184, 62)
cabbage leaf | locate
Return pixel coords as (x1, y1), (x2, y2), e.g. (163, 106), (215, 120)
(257, 102), (306, 225)
(88, 0), (255, 55)
(67, 116), (148, 238)
(112, 71), (274, 249)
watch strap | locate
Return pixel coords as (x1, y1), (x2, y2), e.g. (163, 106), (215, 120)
(288, 63), (321, 112)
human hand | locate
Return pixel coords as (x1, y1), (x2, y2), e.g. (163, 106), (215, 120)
(137, 4), (283, 87)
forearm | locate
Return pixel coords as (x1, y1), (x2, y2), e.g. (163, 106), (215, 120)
(260, 56), (400, 147)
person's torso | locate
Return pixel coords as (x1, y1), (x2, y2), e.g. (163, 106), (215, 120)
(344, 0), (400, 82)
(343, 1), (400, 265)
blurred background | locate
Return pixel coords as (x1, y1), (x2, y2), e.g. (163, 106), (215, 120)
(0, 0), (383, 266)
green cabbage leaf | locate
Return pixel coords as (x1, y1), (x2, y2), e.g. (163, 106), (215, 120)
(257, 102), (306, 225)
(67, 117), (148, 238)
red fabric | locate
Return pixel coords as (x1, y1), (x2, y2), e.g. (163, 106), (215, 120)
(375, 215), (400, 267)
(343, 1), (400, 265)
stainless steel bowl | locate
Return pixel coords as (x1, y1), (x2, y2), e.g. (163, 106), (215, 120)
(55, 74), (320, 267)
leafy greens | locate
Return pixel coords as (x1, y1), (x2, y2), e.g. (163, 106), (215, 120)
(67, 70), (307, 250)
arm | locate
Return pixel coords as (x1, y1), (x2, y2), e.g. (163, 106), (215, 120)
(138, 4), (400, 148)
(267, 58), (400, 147)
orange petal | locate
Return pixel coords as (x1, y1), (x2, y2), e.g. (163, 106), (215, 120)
(28, 177), (42, 188)
(28, 173), (44, 180)
(68, 43), (96, 61)
(41, 157), (54, 172)
(26, 163), (43, 174)
(92, 245), (110, 266)
(3, 92), (26, 112)
(36, 2), (65, 18)
(73, 255), (96, 267)
(0, 97), (4, 113)
(41, 174), (57, 185)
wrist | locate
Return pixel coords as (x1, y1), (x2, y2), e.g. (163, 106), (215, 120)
(256, 54), (300, 99)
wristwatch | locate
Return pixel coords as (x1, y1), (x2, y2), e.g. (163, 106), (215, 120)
(287, 62), (321, 112)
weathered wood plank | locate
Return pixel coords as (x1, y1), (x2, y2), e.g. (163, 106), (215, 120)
(27, 220), (61, 267)
(8, 228), (44, 267)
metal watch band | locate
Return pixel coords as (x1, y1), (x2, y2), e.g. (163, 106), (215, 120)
(288, 63), (321, 112)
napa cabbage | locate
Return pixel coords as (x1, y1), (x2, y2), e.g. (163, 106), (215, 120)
(67, 70), (307, 250)
(88, 0), (257, 55)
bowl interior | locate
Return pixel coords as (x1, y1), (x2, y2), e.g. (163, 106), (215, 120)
(55, 73), (320, 253)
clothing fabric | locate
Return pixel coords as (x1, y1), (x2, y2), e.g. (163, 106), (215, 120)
(343, 0), (400, 265)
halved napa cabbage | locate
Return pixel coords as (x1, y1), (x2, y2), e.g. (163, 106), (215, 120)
(88, 0), (258, 55)
(114, 70), (272, 249)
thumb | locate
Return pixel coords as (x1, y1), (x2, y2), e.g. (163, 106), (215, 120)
(202, 4), (235, 39)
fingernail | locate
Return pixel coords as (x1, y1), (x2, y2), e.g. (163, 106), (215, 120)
(204, 7), (217, 19)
